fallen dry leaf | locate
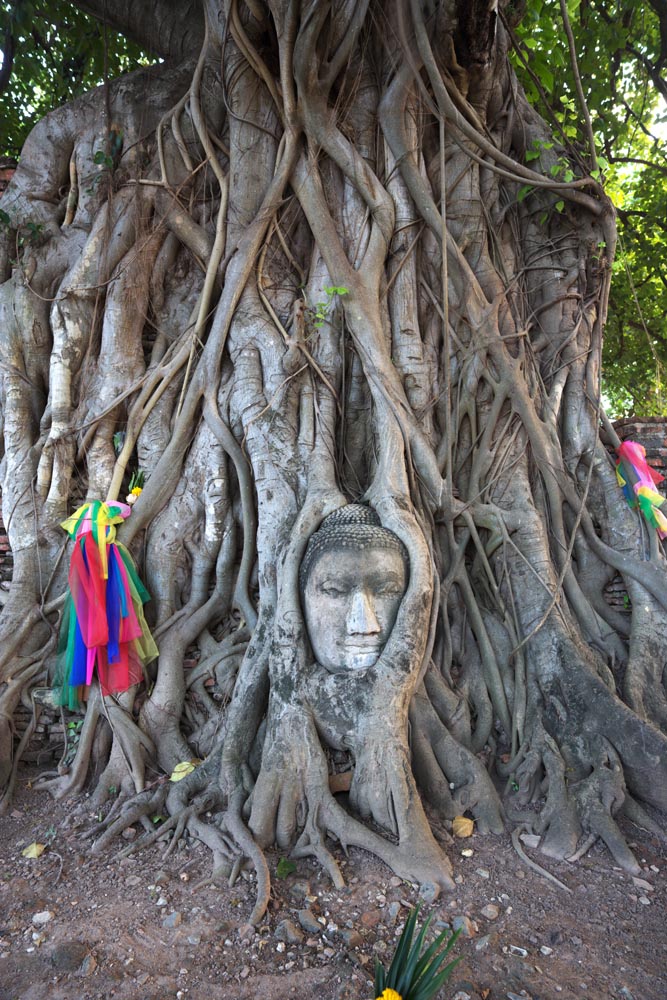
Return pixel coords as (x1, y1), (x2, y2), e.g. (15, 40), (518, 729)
(21, 842), (46, 859)
(169, 760), (198, 782)
(452, 815), (474, 838)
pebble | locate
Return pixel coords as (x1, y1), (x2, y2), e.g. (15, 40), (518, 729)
(475, 934), (491, 951)
(476, 868), (490, 879)
(519, 833), (540, 849)
(49, 941), (89, 971)
(276, 942), (286, 953)
(287, 879), (311, 900)
(461, 848), (474, 858)
(638, 896), (651, 905)
(338, 929), (363, 948)
(275, 919), (304, 945)
(79, 954), (97, 976)
(632, 877), (653, 891)
(32, 912), (54, 926)
(240, 966), (249, 979)
(452, 915), (476, 938)
(386, 901), (401, 923)
(125, 875), (141, 887)
(418, 882), (439, 903)
(298, 910), (322, 935)
(360, 910), (381, 929)
(480, 904), (499, 920)
(389, 876), (402, 888)
(452, 992), (471, 1000)
(540, 945), (553, 956)
(507, 993), (532, 1000)
(162, 911), (182, 929)
(156, 897), (168, 907)
(187, 935), (201, 946)
(508, 944), (528, 957)
(323, 947), (335, 958)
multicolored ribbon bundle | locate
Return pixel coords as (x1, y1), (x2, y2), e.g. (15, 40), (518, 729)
(53, 500), (158, 709)
(616, 440), (667, 538)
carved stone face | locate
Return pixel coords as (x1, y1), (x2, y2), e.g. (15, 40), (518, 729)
(303, 544), (407, 673)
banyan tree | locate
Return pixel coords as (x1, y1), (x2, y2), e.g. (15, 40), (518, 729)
(1, 0), (666, 924)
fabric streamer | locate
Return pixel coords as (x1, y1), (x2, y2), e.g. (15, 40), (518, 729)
(615, 440), (667, 538)
(53, 500), (158, 709)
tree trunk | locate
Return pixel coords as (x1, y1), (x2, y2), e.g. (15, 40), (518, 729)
(1, 0), (666, 922)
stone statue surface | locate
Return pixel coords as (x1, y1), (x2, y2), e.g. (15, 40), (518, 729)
(300, 505), (408, 673)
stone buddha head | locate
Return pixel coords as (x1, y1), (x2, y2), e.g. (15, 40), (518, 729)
(300, 505), (409, 673)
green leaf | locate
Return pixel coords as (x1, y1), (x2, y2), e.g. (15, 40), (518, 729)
(555, 200), (565, 212)
(517, 185), (533, 202)
(275, 857), (296, 879)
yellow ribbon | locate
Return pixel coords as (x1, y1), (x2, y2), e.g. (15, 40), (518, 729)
(61, 501), (127, 580)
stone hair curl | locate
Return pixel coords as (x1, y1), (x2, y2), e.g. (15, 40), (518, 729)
(299, 504), (409, 592)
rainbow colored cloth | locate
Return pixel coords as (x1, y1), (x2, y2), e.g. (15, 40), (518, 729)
(615, 440), (667, 539)
(53, 500), (158, 709)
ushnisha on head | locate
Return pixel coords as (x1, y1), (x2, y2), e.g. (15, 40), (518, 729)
(300, 505), (409, 673)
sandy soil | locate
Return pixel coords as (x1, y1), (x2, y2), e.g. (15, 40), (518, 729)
(0, 769), (665, 1000)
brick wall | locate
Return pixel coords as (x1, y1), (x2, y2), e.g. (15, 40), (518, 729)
(0, 159), (16, 195)
(613, 417), (667, 494)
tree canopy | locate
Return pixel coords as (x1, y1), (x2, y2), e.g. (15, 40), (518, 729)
(2, 2), (665, 417)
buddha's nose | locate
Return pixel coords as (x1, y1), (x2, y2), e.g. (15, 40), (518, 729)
(346, 590), (381, 636)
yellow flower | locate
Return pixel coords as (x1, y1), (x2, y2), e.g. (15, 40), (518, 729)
(130, 486), (142, 496)
(376, 991), (402, 1000)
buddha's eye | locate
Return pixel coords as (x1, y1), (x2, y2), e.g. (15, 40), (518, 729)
(320, 584), (346, 597)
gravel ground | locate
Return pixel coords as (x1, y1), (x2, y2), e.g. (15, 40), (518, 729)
(0, 769), (665, 1000)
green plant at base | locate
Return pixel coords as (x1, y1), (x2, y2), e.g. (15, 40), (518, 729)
(275, 856), (297, 879)
(373, 905), (461, 1000)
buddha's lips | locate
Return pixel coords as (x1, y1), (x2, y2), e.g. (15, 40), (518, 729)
(345, 641), (382, 659)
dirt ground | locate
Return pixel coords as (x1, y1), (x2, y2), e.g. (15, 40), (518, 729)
(0, 768), (665, 1000)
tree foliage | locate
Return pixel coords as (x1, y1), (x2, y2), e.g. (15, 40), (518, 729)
(0, 0), (146, 158)
(510, 0), (667, 416)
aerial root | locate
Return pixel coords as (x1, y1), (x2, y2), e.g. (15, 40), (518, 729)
(223, 787), (271, 926)
(87, 785), (169, 855)
(291, 806), (345, 889)
(510, 826), (572, 893)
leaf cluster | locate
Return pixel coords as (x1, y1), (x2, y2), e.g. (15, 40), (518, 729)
(511, 0), (667, 417)
(0, 0), (148, 157)
(373, 906), (460, 1000)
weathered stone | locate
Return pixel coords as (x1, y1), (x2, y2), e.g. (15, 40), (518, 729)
(49, 941), (89, 971)
(78, 953), (98, 976)
(338, 928), (363, 948)
(287, 879), (311, 900)
(32, 911), (54, 926)
(480, 904), (499, 920)
(162, 911), (183, 929)
(418, 881), (439, 903)
(275, 919), (304, 944)
(360, 909), (381, 929)
(298, 909), (322, 935)
(452, 915), (476, 938)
